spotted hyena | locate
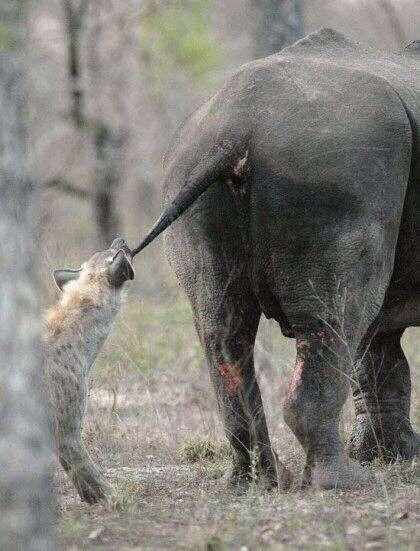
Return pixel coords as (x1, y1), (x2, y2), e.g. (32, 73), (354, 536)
(43, 237), (134, 503)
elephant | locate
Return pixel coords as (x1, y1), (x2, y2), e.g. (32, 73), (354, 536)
(132, 29), (419, 488)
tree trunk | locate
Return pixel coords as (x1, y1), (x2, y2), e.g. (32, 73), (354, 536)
(253, 0), (304, 57)
(0, 3), (54, 550)
(63, 0), (121, 247)
(94, 124), (121, 245)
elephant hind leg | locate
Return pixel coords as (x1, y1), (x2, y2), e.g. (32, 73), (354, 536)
(284, 329), (373, 489)
(349, 331), (419, 463)
(197, 297), (292, 491)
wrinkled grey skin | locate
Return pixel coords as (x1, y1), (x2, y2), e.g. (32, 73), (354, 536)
(43, 238), (133, 503)
(156, 30), (419, 488)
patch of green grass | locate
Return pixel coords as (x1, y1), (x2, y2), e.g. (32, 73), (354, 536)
(140, 0), (222, 87)
(95, 296), (202, 380)
(60, 518), (87, 539)
(374, 457), (418, 487)
(0, 23), (13, 51)
(198, 460), (228, 481)
(108, 474), (141, 516)
(180, 437), (231, 463)
(204, 534), (226, 551)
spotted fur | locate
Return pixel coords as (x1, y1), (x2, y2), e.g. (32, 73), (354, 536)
(43, 238), (133, 503)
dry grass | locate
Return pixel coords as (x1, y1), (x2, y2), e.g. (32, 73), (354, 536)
(54, 294), (419, 550)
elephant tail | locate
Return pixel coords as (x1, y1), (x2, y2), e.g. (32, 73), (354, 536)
(131, 138), (249, 257)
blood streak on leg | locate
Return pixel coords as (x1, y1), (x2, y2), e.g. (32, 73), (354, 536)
(218, 362), (242, 396)
(289, 338), (311, 398)
(233, 150), (249, 177)
(288, 357), (304, 399)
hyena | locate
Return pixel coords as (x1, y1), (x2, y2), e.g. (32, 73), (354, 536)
(43, 237), (134, 503)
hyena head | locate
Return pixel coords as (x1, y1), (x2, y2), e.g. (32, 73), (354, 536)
(53, 237), (134, 297)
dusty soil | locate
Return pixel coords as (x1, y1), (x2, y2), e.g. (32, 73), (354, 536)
(55, 298), (419, 550)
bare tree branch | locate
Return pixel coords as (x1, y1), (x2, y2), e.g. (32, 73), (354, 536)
(252, 0), (304, 57)
(63, 0), (85, 128)
(44, 178), (91, 199)
(60, 0), (126, 244)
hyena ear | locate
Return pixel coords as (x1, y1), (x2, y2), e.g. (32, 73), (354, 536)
(53, 268), (82, 291)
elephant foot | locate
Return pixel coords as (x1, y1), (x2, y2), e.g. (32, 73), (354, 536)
(304, 456), (375, 490)
(223, 454), (292, 491)
(349, 413), (419, 463)
(222, 462), (252, 492)
(257, 451), (293, 490)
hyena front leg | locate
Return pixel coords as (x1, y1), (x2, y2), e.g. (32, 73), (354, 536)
(48, 364), (111, 504)
(58, 437), (110, 504)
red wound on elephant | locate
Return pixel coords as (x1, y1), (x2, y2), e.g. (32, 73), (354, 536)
(218, 362), (243, 396)
(288, 357), (304, 399)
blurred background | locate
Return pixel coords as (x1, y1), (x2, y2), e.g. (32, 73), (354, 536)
(24, 1), (419, 547)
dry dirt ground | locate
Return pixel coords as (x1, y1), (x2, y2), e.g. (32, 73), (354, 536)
(55, 296), (419, 550)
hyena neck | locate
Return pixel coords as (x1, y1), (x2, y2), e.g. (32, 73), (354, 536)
(43, 283), (123, 370)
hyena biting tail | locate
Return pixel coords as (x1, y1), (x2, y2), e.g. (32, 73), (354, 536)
(42, 237), (134, 503)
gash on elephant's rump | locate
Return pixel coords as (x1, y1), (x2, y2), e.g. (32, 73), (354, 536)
(134, 29), (419, 489)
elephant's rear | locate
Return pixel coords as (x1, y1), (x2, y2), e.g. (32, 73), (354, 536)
(161, 29), (419, 488)
(225, 35), (415, 337)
